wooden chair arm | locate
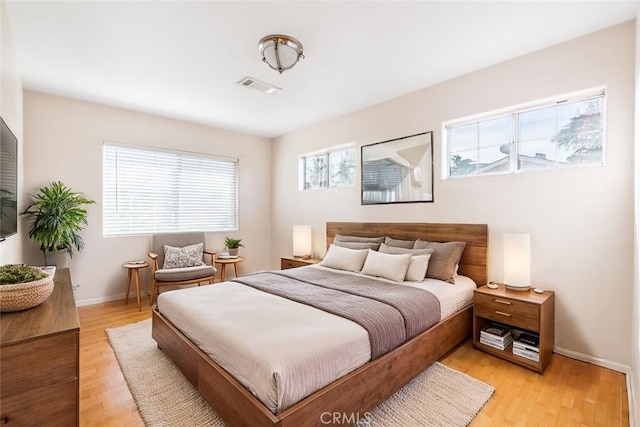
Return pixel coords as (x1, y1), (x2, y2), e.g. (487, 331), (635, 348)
(148, 252), (159, 273)
(203, 249), (216, 265)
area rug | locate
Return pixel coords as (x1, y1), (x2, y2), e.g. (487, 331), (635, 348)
(106, 319), (494, 427)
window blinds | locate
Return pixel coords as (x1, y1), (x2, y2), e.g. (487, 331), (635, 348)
(103, 143), (238, 236)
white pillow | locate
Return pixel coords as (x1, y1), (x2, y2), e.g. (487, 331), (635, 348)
(319, 244), (369, 272)
(360, 249), (412, 283)
(405, 254), (432, 282)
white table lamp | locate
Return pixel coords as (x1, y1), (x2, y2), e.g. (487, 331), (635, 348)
(293, 225), (312, 259)
(503, 233), (531, 292)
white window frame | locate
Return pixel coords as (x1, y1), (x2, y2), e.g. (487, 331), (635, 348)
(103, 142), (238, 236)
(298, 143), (356, 191)
(442, 87), (606, 179)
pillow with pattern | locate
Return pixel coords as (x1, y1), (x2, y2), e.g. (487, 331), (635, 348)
(163, 243), (205, 269)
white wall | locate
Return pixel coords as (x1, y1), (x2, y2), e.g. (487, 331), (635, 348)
(272, 22), (635, 368)
(22, 91), (272, 304)
(0, 0), (23, 264)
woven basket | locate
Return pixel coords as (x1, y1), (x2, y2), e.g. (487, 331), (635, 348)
(0, 272), (55, 312)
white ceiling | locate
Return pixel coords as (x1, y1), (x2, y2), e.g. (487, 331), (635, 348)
(5, 1), (638, 138)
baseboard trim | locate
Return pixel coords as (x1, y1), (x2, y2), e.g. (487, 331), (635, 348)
(75, 291), (150, 307)
(554, 346), (631, 374)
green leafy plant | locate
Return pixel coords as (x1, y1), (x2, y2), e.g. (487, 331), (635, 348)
(21, 181), (95, 264)
(224, 237), (244, 249)
(0, 264), (47, 285)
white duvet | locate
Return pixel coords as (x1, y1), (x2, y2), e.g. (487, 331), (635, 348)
(156, 265), (475, 414)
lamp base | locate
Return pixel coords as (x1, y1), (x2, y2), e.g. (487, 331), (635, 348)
(505, 284), (531, 292)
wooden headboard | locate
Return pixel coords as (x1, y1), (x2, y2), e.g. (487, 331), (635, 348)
(326, 222), (488, 287)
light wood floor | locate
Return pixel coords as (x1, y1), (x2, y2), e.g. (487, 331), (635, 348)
(78, 297), (630, 426)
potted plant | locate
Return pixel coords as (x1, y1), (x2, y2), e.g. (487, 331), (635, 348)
(224, 237), (244, 257)
(0, 264), (54, 312)
(21, 181), (95, 266)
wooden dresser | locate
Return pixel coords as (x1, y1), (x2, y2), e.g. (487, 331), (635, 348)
(0, 268), (80, 426)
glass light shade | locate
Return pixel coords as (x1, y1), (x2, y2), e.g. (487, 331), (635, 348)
(259, 35), (304, 74)
(293, 225), (312, 257)
(503, 233), (531, 289)
(264, 45), (298, 69)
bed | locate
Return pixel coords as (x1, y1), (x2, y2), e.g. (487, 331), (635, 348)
(152, 222), (488, 427)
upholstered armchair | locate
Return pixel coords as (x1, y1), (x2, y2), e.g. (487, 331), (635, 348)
(148, 232), (216, 305)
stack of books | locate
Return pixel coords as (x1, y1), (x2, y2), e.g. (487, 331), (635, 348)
(480, 323), (512, 350)
(512, 331), (540, 362)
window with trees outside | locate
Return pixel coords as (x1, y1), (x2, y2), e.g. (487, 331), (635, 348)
(445, 89), (605, 178)
(299, 145), (356, 190)
(103, 143), (238, 236)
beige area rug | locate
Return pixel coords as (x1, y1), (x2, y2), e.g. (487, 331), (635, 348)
(106, 319), (494, 427)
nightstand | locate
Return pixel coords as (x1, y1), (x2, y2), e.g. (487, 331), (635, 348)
(473, 284), (554, 373)
(280, 256), (322, 270)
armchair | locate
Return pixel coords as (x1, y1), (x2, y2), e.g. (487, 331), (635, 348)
(148, 232), (216, 305)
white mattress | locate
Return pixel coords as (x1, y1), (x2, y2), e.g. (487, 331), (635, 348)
(157, 266), (475, 414)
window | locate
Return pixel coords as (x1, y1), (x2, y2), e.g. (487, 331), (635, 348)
(300, 145), (355, 190)
(103, 143), (238, 236)
(445, 89), (605, 178)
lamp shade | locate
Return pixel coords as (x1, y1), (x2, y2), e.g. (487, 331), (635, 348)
(503, 233), (531, 291)
(293, 225), (312, 258)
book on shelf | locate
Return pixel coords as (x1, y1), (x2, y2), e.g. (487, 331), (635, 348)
(516, 332), (539, 347)
(513, 340), (539, 353)
(481, 323), (511, 337)
(513, 346), (540, 362)
(480, 323), (512, 346)
(480, 335), (513, 350)
(480, 331), (512, 346)
(512, 330), (540, 352)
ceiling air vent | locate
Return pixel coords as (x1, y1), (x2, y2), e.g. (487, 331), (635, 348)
(236, 76), (281, 94)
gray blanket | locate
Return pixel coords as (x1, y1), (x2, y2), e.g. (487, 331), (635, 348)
(232, 268), (440, 359)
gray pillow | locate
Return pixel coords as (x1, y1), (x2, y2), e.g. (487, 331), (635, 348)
(334, 240), (381, 251)
(163, 243), (205, 269)
(384, 236), (416, 249)
(379, 243), (433, 256)
(413, 240), (466, 284)
(334, 234), (385, 244)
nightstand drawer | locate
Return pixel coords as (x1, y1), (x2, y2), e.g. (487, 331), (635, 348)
(281, 259), (304, 270)
(281, 257), (322, 270)
(475, 293), (540, 331)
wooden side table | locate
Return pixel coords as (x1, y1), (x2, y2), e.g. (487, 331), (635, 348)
(215, 257), (243, 282)
(473, 284), (555, 373)
(280, 256), (322, 270)
(122, 261), (149, 311)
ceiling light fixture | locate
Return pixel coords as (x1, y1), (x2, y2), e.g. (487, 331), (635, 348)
(258, 34), (304, 74)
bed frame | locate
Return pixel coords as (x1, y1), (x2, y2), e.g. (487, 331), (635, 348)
(152, 222), (488, 427)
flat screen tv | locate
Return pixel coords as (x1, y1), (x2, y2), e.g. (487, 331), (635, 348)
(1, 117), (18, 240)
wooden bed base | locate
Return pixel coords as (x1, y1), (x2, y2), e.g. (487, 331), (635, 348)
(152, 222), (487, 427)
